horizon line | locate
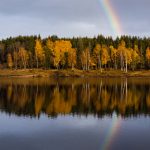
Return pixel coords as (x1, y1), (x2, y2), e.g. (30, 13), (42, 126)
(0, 34), (150, 41)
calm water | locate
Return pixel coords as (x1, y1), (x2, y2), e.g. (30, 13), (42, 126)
(0, 77), (150, 150)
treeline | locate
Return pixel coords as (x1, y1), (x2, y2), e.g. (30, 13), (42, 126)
(0, 35), (150, 72)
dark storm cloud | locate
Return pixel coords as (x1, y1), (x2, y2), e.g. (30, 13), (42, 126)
(0, 0), (149, 39)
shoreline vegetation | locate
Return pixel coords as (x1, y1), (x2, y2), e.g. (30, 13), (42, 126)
(0, 69), (150, 78)
(1, 35), (150, 76)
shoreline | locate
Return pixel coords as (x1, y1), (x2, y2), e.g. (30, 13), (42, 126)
(0, 69), (150, 78)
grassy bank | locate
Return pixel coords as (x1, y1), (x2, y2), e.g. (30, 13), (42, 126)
(0, 69), (150, 78)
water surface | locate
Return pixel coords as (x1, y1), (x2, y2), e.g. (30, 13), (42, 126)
(0, 77), (150, 150)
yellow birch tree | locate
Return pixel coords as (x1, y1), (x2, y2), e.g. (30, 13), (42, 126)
(146, 47), (150, 67)
(7, 53), (13, 69)
(93, 44), (101, 70)
(35, 39), (45, 68)
(68, 48), (76, 69)
(18, 47), (29, 69)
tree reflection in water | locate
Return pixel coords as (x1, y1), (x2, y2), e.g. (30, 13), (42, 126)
(0, 77), (150, 118)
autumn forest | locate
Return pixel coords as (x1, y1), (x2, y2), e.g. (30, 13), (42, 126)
(0, 35), (150, 72)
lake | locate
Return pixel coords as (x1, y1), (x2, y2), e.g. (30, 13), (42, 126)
(0, 77), (150, 150)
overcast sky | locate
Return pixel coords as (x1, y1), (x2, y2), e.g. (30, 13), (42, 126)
(0, 0), (149, 39)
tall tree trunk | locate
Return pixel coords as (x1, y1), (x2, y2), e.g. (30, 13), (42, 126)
(125, 55), (127, 73)
(36, 57), (38, 69)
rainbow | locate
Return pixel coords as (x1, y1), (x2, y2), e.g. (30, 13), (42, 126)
(99, 0), (123, 36)
(101, 115), (122, 150)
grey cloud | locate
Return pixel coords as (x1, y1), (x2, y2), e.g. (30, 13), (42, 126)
(0, 0), (101, 22)
(0, 0), (149, 39)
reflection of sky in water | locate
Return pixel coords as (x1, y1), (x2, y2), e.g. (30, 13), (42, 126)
(0, 113), (150, 150)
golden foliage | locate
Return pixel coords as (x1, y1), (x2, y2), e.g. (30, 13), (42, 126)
(18, 47), (29, 69)
(146, 47), (150, 64)
(7, 53), (13, 69)
(101, 45), (110, 66)
(68, 48), (77, 69)
(35, 39), (45, 68)
(53, 40), (72, 69)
